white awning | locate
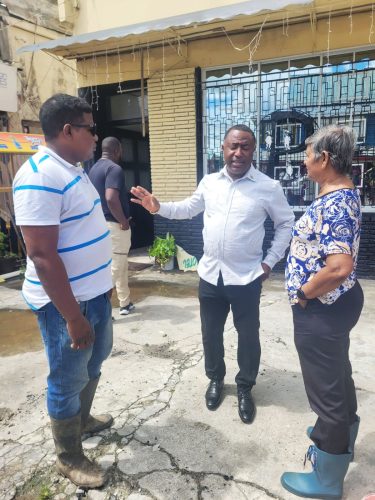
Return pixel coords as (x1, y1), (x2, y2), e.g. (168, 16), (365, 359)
(17, 0), (311, 58)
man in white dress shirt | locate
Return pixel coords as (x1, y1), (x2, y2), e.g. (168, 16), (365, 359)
(131, 125), (294, 423)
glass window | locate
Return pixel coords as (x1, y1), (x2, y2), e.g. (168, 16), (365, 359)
(323, 53), (353, 65)
(121, 138), (134, 162)
(354, 51), (375, 70)
(261, 61), (289, 73)
(232, 65), (257, 77)
(206, 68), (231, 80)
(123, 169), (135, 192)
(355, 51), (372, 62)
(137, 139), (150, 164)
(109, 93), (148, 121)
(289, 57), (321, 69)
(275, 123), (302, 149)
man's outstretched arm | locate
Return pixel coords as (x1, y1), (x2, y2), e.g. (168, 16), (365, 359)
(131, 184), (205, 220)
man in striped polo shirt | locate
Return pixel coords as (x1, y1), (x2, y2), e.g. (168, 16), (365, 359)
(13, 94), (113, 489)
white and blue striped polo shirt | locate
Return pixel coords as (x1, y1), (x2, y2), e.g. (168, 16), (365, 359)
(13, 146), (112, 310)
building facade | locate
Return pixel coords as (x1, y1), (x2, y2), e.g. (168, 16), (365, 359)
(0, 0), (77, 133)
(0, 0), (77, 245)
(18, 1), (375, 275)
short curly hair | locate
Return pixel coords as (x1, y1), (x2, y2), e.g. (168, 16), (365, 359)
(39, 93), (92, 141)
(224, 124), (256, 143)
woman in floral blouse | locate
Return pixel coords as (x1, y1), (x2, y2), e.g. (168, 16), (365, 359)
(281, 125), (364, 499)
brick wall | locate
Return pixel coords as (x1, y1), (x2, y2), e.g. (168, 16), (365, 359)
(154, 214), (204, 260)
(148, 68), (197, 201)
(154, 212), (375, 279)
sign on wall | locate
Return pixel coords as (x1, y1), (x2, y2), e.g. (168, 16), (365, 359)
(0, 132), (45, 153)
(176, 245), (198, 272)
(0, 62), (17, 112)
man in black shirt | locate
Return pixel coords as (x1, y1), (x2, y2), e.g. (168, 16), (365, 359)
(89, 137), (135, 315)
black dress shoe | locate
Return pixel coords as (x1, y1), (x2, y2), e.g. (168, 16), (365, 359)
(238, 390), (256, 424)
(205, 379), (224, 410)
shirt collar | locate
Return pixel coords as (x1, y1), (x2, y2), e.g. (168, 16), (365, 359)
(220, 164), (256, 182)
(39, 145), (82, 170)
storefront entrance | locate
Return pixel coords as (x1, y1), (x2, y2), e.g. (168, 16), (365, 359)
(79, 81), (153, 249)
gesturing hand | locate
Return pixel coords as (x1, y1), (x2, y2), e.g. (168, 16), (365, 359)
(130, 186), (160, 214)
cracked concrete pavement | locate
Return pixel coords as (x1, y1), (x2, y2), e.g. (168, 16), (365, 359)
(0, 264), (374, 500)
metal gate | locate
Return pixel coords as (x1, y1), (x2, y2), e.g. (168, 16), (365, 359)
(201, 54), (375, 209)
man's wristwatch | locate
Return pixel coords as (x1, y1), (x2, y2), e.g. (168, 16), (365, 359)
(296, 288), (309, 301)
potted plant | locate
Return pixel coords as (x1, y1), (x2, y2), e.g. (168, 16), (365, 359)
(148, 232), (176, 270)
(0, 231), (18, 275)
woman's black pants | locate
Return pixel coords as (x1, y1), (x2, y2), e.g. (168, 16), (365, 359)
(198, 274), (262, 392)
(293, 281), (364, 454)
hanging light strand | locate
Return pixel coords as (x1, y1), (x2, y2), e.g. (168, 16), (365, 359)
(177, 35), (182, 56)
(222, 16), (268, 52)
(117, 46), (123, 94)
(162, 37), (166, 85)
(326, 9), (332, 65)
(105, 48), (109, 83)
(146, 42), (150, 77)
(222, 16), (267, 74)
(91, 53), (99, 110)
(283, 13), (289, 37)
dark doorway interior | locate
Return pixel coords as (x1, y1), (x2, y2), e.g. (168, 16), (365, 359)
(79, 81), (154, 249)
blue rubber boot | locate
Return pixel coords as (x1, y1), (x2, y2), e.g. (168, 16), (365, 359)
(281, 445), (351, 499)
(306, 417), (360, 461)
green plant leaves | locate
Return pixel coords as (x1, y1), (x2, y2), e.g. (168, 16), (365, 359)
(148, 232), (176, 266)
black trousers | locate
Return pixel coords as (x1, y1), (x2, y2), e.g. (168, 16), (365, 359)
(293, 281), (364, 454)
(198, 273), (262, 392)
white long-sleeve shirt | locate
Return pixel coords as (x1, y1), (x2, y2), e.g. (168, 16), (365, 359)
(158, 165), (295, 286)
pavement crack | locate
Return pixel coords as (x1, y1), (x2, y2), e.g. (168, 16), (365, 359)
(114, 431), (284, 500)
(274, 337), (287, 346)
(356, 386), (375, 394)
(202, 473), (285, 499)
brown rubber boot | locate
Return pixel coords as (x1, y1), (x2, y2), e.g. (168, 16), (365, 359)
(50, 413), (106, 488)
(80, 376), (113, 434)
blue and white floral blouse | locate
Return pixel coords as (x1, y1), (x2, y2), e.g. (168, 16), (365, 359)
(286, 188), (361, 305)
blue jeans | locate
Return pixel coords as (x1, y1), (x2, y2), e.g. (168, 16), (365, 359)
(34, 293), (113, 420)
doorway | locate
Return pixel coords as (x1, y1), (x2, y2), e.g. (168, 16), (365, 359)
(79, 80), (154, 249)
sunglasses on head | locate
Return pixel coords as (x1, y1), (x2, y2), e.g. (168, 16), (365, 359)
(70, 123), (97, 136)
